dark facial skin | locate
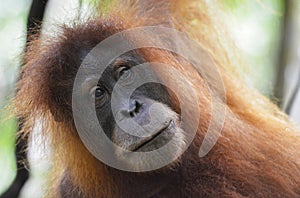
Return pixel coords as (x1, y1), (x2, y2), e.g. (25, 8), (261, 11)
(86, 51), (179, 152)
(60, 51), (185, 198)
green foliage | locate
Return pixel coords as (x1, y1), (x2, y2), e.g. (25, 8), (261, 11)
(0, 114), (17, 194)
(83, 0), (113, 10)
(219, 0), (284, 96)
(220, 0), (246, 10)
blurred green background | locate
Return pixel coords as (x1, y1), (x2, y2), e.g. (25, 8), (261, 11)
(0, 0), (299, 197)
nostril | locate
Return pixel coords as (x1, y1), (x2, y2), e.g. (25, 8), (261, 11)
(135, 100), (142, 113)
(129, 109), (135, 117)
(129, 100), (142, 117)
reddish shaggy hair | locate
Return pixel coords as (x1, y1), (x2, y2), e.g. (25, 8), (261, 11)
(14, 0), (300, 197)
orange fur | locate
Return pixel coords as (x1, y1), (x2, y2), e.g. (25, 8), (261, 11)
(14, 0), (300, 197)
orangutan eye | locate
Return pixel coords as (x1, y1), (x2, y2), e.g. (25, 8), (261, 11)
(89, 85), (107, 103)
(95, 86), (105, 99)
(117, 66), (131, 80)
